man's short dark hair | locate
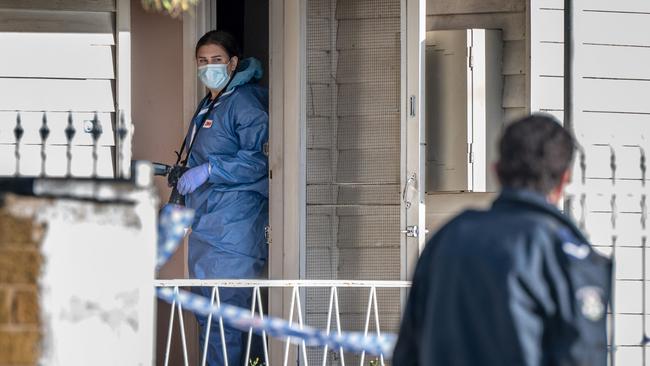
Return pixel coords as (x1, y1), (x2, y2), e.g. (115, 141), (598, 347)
(496, 113), (575, 194)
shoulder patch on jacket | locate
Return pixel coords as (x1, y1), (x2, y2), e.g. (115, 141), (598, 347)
(556, 227), (591, 259)
(576, 286), (606, 321)
(563, 241), (590, 259)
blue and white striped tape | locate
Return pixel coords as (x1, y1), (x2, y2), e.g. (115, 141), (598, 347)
(157, 287), (396, 358)
(156, 204), (194, 269)
(156, 205), (397, 358)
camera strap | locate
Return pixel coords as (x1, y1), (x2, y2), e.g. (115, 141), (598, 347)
(175, 72), (237, 167)
(178, 95), (218, 166)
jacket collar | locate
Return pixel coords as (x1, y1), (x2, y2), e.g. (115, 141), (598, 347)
(493, 188), (588, 243)
(226, 57), (263, 92)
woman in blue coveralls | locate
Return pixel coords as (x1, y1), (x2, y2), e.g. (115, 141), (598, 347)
(176, 30), (268, 366)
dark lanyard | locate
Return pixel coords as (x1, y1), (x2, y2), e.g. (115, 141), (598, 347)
(174, 72), (236, 167)
(175, 94), (217, 166)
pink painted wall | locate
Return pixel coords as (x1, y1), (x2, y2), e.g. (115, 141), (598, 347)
(130, 4), (199, 364)
(130, 2), (187, 279)
(131, 2), (184, 208)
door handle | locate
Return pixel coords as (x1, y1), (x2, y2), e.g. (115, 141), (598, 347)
(402, 173), (417, 209)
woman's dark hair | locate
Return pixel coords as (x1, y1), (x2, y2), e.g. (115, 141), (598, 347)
(195, 30), (241, 59)
(496, 113), (575, 194)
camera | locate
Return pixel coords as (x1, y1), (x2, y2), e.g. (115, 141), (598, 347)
(152, 162), (189, 206)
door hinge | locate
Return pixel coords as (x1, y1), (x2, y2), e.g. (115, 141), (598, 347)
(401, 225), (419, 238)
(468, 46), (474, 70)
(265, 225), (271, 245)
(468, 142), (474, 164)
(409, 95), (416, 117)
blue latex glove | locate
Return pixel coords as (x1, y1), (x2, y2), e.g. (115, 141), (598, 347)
(177, 163), (210, 195)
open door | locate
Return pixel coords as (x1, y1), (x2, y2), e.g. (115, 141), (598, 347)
(402, 0), (426, 280)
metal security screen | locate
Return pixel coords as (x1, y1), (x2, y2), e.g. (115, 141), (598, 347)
(305, 0), (402, 364)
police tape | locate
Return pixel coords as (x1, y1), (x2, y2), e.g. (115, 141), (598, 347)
(156, 204), (194, 270)
(156, 205), (397, 358)
(156, 287), (397, 358)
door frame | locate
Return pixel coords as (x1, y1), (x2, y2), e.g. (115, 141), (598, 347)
(182, 0), (424, 361)
(181, 0), (216, 133)
(267, 0), (306, 363)
(402, 0), (427, 281)
(180, 0), (216, 279)
(182, 1), (305, 363)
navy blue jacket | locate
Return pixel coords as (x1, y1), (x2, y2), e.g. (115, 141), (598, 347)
(393, 189), (612, 366)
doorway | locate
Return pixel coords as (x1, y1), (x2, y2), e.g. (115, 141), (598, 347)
(157, 1), (271, 365)
(216, 0), (269, 88)
(196, 0), (271, 364)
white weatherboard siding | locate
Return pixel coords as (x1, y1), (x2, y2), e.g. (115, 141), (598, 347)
(427, 0), (528, 124)
(0, 79), (115, 112)
(0, 0), (129, 178)
(0, 36), (114, 79)
(529, 2), (563, 120)
(531, 0), (650, 364)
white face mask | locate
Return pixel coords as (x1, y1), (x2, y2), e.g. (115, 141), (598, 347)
(198, 63), (230, 90)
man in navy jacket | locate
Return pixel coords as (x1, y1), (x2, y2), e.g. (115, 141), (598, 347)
(393, 114), (612, 366)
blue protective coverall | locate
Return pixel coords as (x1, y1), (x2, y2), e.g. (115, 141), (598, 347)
(185, 57), (268, 366)
(393, 188), (612, 366)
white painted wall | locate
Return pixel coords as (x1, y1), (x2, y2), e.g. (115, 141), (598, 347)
(530, 0), (650, 363)
(4, 188), (157, 366)
(0, 0), (129, 178)
(529, 0), (564, 120)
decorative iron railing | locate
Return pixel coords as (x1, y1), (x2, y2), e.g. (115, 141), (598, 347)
(0, 110), (142, 201)
(154, 279), (410, 366)
(3, 110), (130, 179)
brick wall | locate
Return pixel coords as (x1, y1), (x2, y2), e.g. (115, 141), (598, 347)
(0, 205), (43, 366)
